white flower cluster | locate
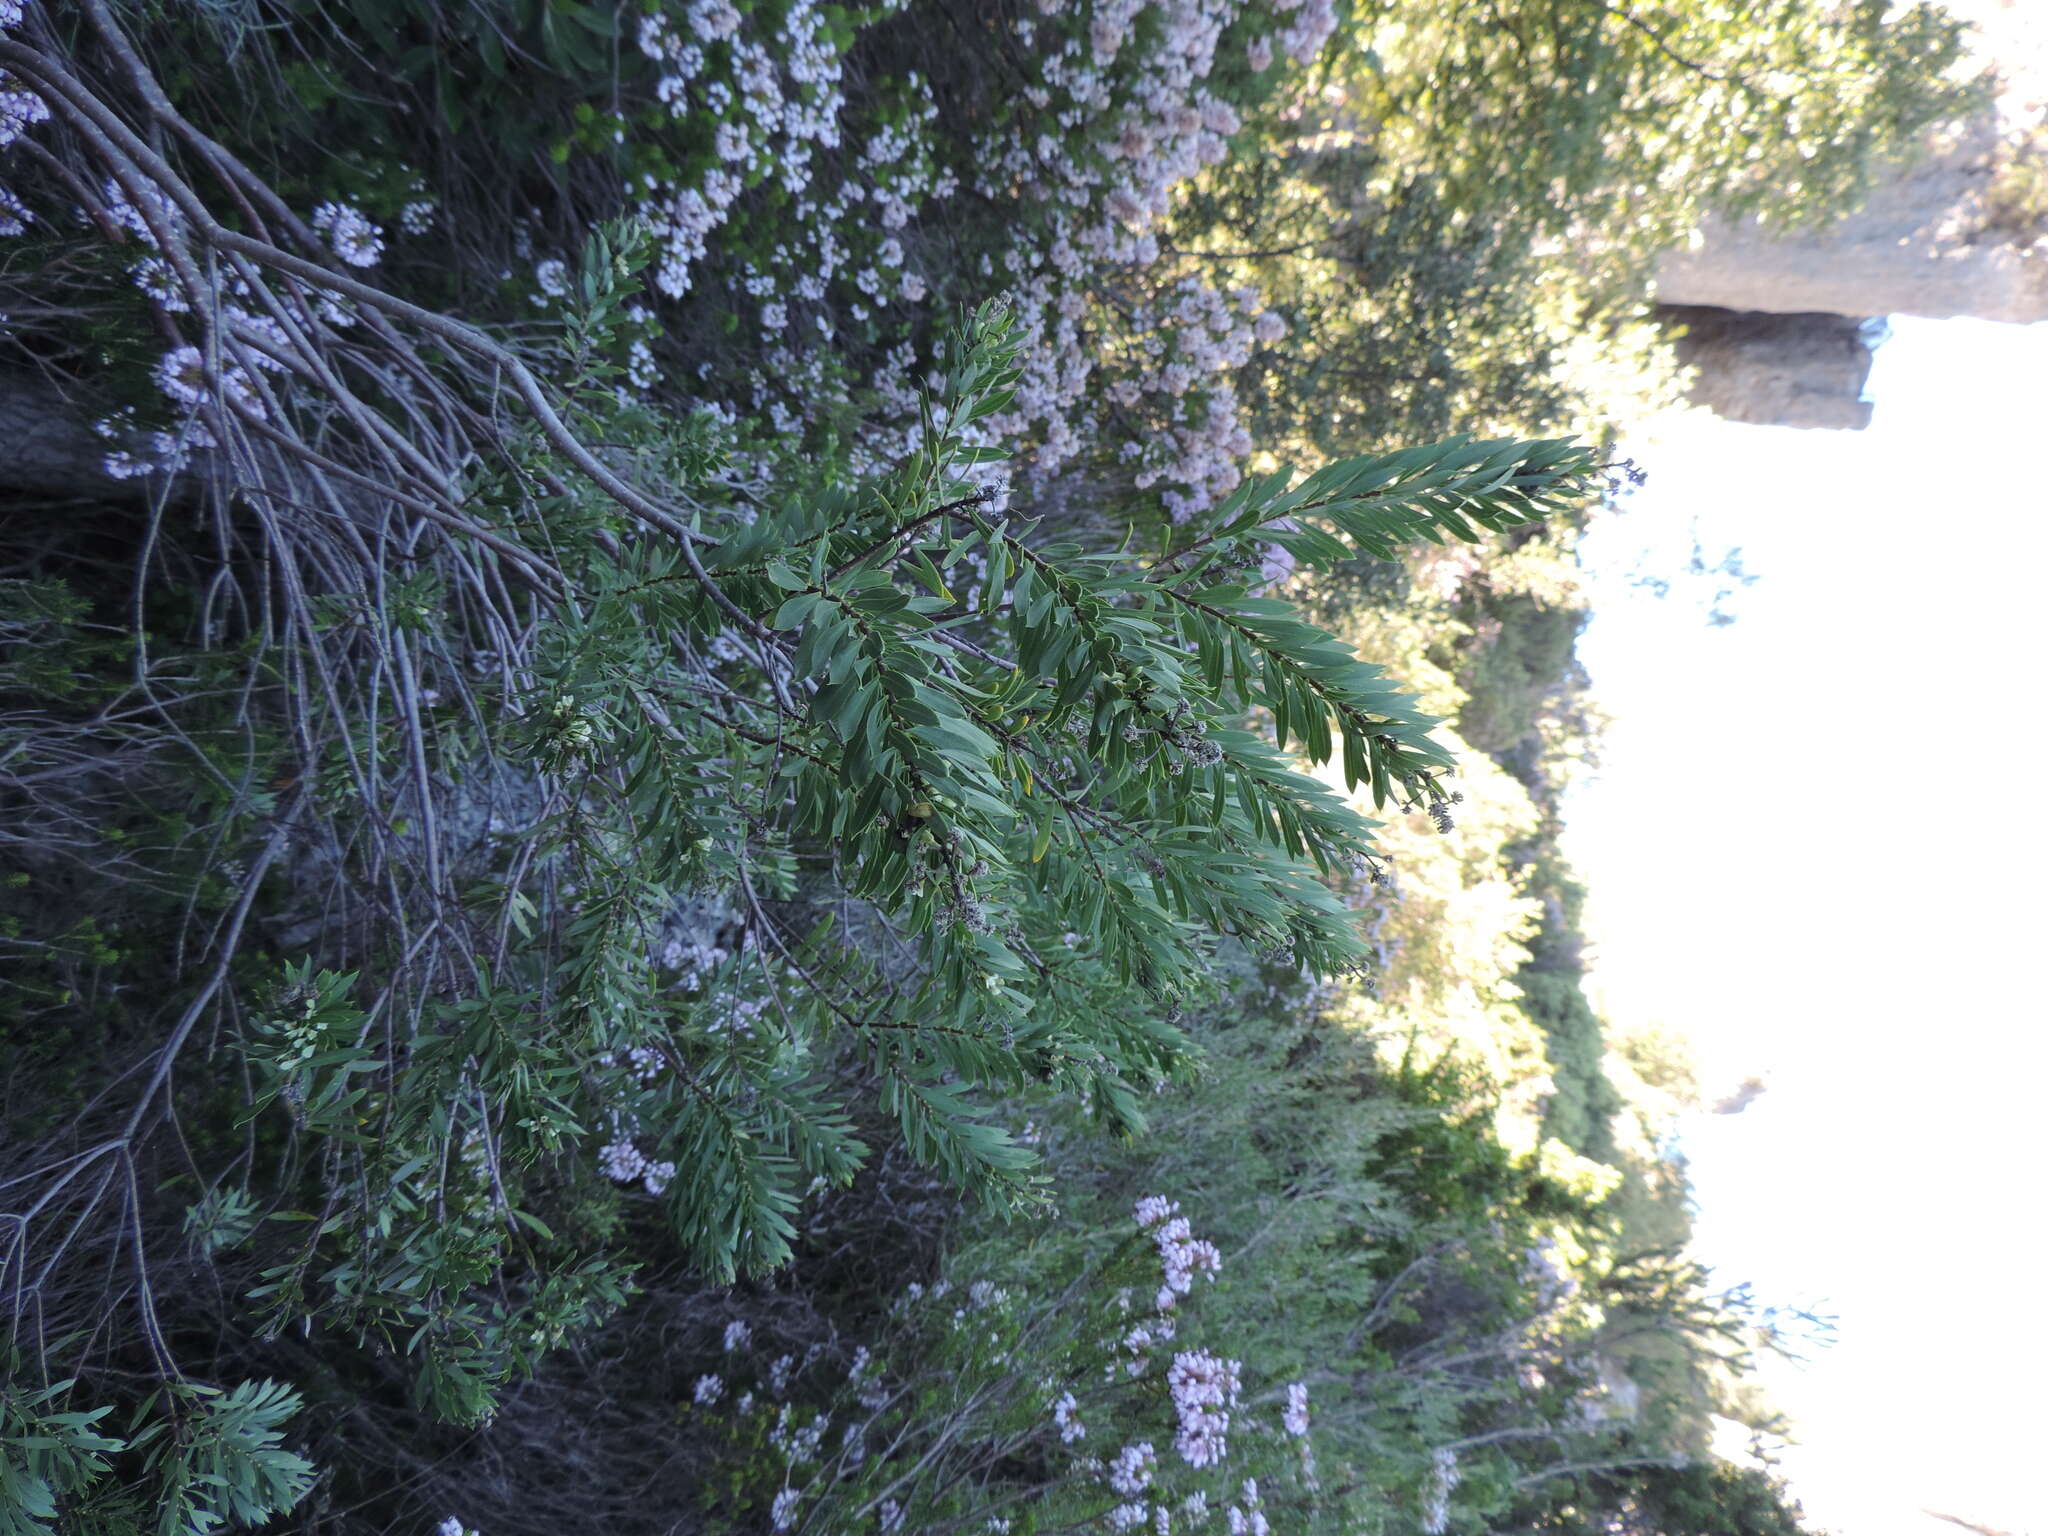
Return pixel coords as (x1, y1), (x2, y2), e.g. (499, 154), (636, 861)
(1118, 1314), (1177, 1379)
(532, 257), (571, 305)
(1272, 0), (1341, 65)
(597, 1043), (667, 1084)
(847, 1344), (890, 1411)
(597, 1137), (676, 1196)
(93, 404), (210, 482)
(157, 338), (269, 417)
(1050, 1388), (1086, 1444)
(724, 1319), (752, 1352)
(693, 1372), (725, 1405)
(0, 68), (48, 148)
(1253, 515), (1300, 592)
(1132, 1195), (1179, 1228)
(1110, 278), (1277, 520)
(1107, 1440), (1158, 1498)
(127, 255), (188, 311)
(1224, 1476), (1271, 1536)
(1281, 1380), (1309, 1437)
(99, 223), (360, 470)
(630, 0), (943, 317)
(310, 200), (384, 268)
(499, 0), (954, 444)
(236, 313), (298, 370)
(1166, 1348), (1240, 1468)
(1135, 1197), (1221, 1311)
(152, 344), (210, 410)
(102, 175), (180, 247)
(626, 334), (661, 392)
(655, 927), (732, 982)
(1421, 1446), (1462, 1536)
(935, 0), (1311, 512)
(770, 1486), (801, 1532)
(984, 0), (1243, 236)
(1153, 1217), (1222, 1307)
(434, 1519), (480, 1536)
(769, 1402), (830, 1463)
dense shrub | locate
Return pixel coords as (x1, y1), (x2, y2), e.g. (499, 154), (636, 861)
(0, 0), (1950, 1527)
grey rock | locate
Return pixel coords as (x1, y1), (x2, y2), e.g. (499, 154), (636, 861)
(1658, 307), (1880, 431)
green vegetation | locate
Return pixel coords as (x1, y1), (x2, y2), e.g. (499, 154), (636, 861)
(0, 0), (1972, 1529)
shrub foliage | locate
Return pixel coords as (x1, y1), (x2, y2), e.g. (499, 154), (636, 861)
(0, 0), (1946, 1527)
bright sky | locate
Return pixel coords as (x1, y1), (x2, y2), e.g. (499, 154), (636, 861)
(1564, 315), (2048, 1536)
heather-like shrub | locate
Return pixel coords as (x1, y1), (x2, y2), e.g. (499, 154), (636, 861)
(0, 4), (1604, 1515)
(655, 982), (1782, 1536)
(0, 0), (1912, 1526)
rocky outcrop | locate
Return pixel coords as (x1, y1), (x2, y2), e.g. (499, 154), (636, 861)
(1652, 1), (2046, 428)
(1658, 0), (2048, 326)
(1658, 307), (1879, 431)
(0, 372), (144, 502)
(1655, 116), (2048, 326)
(1924, 1512), (2023, 1536)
